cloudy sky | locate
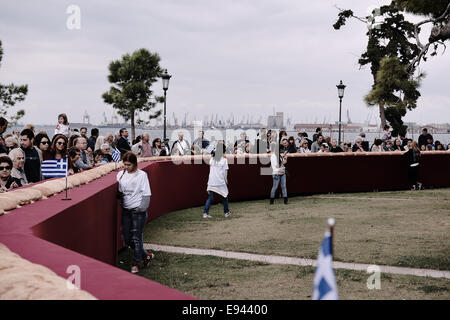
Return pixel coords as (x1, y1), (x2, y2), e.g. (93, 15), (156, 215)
(0, 0), (449, 127)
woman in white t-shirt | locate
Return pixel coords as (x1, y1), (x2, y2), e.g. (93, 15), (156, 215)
(117, 151), (154, 274)
(203, 142), (231, 218)
(270, 142), (288, 205)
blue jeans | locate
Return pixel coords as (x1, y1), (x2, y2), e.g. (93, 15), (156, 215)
(271, 174), (287, 198)
(204, 191), (229, 214)
(121, 207), (148, 263)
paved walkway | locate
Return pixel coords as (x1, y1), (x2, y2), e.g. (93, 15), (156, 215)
(312, 196), (418, 201)
(311, 195), (450, 201)
(144, 243), (450, 279)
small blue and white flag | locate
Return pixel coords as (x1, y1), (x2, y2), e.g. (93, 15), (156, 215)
(312, 226), (338, 300)
(41, 158), (68, 178)
(112, 147), (121, 162)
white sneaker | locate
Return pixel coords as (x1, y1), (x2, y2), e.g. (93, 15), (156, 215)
(203, 213), (212, 219)
(224, 212), (231, 218)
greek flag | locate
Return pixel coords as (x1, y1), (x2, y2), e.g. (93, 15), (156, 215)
(312, 231), (338, 300)
(41, 158), (68, 178)
(112, 147), (121, 162)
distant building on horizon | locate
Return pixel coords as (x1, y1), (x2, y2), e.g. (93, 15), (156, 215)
(267, 112), (284, 128)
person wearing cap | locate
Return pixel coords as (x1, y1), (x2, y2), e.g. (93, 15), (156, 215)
(318, 143), (330, 153)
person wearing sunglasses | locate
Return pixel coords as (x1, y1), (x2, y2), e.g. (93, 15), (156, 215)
(0, 156), (22, 192)
(49, 134), (68, 160)
(298, 139), (311, 153)
(34, 133), (51, 161)
(152, 138), (168, 156)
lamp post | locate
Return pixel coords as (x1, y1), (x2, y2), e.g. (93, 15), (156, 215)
(161, 69), (172, 142)
(336, 80), (346, 146)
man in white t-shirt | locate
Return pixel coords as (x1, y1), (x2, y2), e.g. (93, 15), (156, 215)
(116, 152), (153, 274)
(203, 142), (231, 218)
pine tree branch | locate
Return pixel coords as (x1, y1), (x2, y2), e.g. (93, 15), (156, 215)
(335, 5), (368, 24)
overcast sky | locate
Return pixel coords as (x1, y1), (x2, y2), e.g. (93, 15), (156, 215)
(0, 0), (449, 127)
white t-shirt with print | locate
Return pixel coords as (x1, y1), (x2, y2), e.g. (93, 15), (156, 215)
(116, 169), (151, 209)
(207, 157), (229, 197)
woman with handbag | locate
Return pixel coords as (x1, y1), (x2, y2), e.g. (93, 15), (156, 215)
(116, 151), (154, 274)
(269, 142), (288, 205)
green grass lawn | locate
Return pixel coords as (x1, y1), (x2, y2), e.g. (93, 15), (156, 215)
(144, 188), (450, 270)
(116, 188), (450, 300)
(117, 250), (450, 300)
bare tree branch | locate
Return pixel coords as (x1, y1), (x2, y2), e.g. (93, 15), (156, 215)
(408, 2), (450, 73)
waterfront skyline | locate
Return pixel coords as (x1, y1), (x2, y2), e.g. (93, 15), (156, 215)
(1, 0), (449, 126)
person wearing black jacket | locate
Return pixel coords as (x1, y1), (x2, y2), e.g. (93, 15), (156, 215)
(87, 128), (99, 152)
(418, 128), (433, 149)
(405, 141), (422, 190)
(287, 136), (298, 153)
(0, 156), (22, 192)
(117, 128), (131, 155)
(312, 127), (322, 143)
(330, 139), (343, 153)
(20, 129), (42, 183)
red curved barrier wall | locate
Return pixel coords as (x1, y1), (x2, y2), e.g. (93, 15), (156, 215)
(0, 152), (449, 299)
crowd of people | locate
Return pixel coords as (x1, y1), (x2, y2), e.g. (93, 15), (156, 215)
(0, 113), (448, 194)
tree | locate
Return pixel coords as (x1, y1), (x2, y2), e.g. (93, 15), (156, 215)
(102, 48), (164, 141)
(0, 40), (28, 125)
(333, 1), (449, 136)
(365, 57), (422, 136)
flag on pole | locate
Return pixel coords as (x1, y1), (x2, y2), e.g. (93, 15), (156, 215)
(312, 226), (338, 300)
(41, 158), (68, 178)
(112, 148), (121, 162)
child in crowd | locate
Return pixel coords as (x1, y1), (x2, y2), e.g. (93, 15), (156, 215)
(55, 113), (71, 137)
(93, 149), (108, 166)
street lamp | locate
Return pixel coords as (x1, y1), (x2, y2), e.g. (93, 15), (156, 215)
(161, 69), (172, 141)
(336, 80), (346, 146)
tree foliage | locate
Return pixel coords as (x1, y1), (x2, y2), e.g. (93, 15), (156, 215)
(0, 40), (28, 125)
(394, 0), (450, 18)
(365, 57), (422, 136)
(102, 48), (163, 141)
(333, 1), (449, 136)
